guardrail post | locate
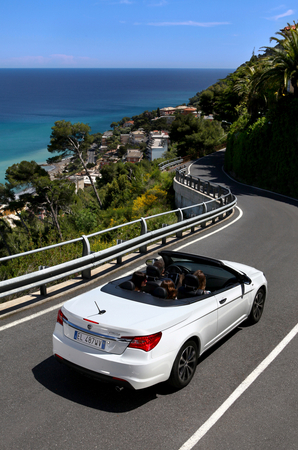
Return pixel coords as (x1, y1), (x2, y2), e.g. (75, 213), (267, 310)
(39, 266), (48, 296)
(201, 203), (207, 228)
(191, 215), (196, 233)
(162, 223), (168, 245)
(176, 208), (183, 238)
(139, 217), (148, 253)
(116, 239), (127, 264)
(206, 182), (211, 195)
(81, 235), (92, 279)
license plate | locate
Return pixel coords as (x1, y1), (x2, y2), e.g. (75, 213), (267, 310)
(74, 330), (106, 350)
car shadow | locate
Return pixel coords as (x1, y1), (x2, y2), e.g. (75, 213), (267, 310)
(33, 328), (243, 412)
(32, 356), (177, 413)
(198, 326), (242, 364)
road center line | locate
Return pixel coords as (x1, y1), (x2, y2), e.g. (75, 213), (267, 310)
(178, 323), (298, 450)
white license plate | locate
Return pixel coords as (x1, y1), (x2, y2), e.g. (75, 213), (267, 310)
(73, 330), (106, 350)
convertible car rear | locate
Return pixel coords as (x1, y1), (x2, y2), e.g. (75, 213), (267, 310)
(53, 251), (267, 390)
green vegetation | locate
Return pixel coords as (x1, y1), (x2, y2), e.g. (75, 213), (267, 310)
(0, 150), (175, 285)
(225, 23), (298, 197)
(170, 114), (225, 159)
(190, 22), (298, 198)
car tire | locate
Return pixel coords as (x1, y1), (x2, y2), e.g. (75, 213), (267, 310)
(247, 288), (265, 325)
(168, 340), (198, 389)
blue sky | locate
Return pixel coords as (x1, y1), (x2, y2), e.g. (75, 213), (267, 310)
(0, 0), (296, 68)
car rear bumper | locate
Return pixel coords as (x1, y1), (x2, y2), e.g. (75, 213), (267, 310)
(53, 325), (173, 390)
(54, 354), (134, 389)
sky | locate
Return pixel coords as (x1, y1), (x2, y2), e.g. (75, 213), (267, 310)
(0, 0), (296, 69)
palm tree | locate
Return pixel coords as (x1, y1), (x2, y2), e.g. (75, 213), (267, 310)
(257, 22), (298, 97)
(233, 59), (268, 118)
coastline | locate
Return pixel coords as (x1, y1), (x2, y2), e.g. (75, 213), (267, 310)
(0, 68), (234, 185)
(40, 158), (72, 178)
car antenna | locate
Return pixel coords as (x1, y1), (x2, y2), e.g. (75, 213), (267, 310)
(95, 301), (106, 315)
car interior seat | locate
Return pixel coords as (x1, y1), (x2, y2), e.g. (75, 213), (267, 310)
(146, 265), (162, 281)
(119, 280), (135, 290)
(152, 286), (168, 299)
(177, 274), (204, 299)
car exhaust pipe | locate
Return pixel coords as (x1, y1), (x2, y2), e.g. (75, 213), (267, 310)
(115, 386), (124, 392)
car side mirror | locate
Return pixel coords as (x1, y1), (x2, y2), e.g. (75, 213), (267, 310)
(239, 274), (252, 285)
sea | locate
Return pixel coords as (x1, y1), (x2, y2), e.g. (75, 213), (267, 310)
(0, 68), (234, 184)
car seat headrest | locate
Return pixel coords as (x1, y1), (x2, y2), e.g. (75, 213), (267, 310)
(183, 274), (199, 290)
(152, 287), (168, 299)
(146, 265), (161, 279)
(119, 280), (135, 291)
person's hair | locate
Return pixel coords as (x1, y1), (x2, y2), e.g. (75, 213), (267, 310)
(131, 271), (147, 290)
(153, 259), (165, 275)
(161, 279), (177, 299)
(193, 270), (206, 290)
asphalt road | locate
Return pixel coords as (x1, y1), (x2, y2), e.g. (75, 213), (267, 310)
(1, 151), (298, 450)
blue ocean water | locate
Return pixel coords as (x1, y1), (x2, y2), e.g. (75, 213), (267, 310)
(0, 68), (234, 184)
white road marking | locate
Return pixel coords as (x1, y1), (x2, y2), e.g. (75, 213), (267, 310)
(176, 206), (243, 251)
(0, 302), (65, 332)
(0, 269), (137, 332)
(1, 201), (295, 450)
(179, 323), (298, 450)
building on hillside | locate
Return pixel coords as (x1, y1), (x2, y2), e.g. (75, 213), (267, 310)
(146, 130), (169, 161)
(160, 107), (176, 116)
(73, 171), (101, 187)
(98, 149), (119, 168)
(68, 175), (85, 193)
(123, 120), (134, 128)
(101, 130), (113, 146)
(175, 105), (188, 113)
(129, 130), (147, 145)
(182, 107), (197, 115)
(120, 134), (130, 144)
(126, 149), (143, 163)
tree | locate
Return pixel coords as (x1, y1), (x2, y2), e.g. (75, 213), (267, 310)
(110, 121), (119, 130)
(47, 121), (103, 208)
(257, 22), (298, 97)
(170, 114), (224, 158)
(5, 161), (75, 241)
(0, 183), (29, 233)
(199, 89), (214, 115)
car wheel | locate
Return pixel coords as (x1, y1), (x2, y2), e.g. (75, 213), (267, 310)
(247, 288), (265, 324)
(168, 340), (198, 389)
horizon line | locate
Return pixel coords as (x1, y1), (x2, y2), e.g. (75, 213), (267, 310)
(0, 67), (236, 70)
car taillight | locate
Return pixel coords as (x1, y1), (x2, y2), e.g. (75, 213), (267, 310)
(57, 308), (68, 325)
(122, 332), (162, 352)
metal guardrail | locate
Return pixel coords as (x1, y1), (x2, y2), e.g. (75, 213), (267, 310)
(158, 158), (184, 171)
(0, 170), (236, 300)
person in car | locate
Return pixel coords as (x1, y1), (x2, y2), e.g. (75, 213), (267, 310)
(193, 270), (211, 294)
(153, 259), (165, 277)
(131, 271), (147, 291)
(160, 279), (177, 299)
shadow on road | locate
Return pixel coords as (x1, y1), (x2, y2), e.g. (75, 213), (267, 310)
(32, 356), (177, 412)
(32, 327), (242, 413)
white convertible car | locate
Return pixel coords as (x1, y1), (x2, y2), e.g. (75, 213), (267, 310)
(53, 251), (267, 390)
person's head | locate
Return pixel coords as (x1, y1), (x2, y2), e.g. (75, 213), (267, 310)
(193, 270), (206, 290)
(161, 279), (177, 299)
(131, 271), (147, 291)
(153, 258), (165, 276)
